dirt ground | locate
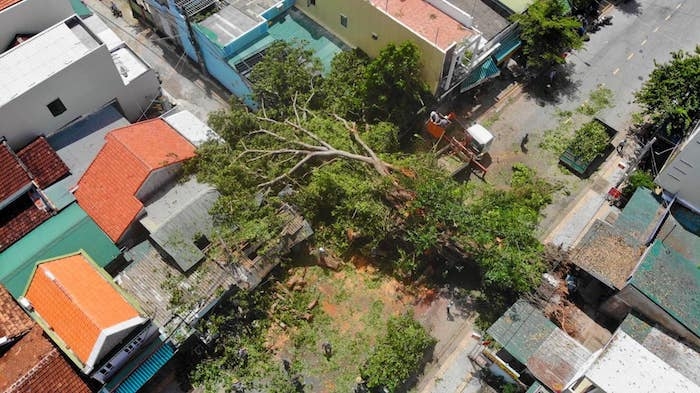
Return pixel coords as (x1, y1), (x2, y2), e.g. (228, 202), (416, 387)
(262, 255), (471, 393)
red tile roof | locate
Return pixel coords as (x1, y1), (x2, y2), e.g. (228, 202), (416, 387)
(25, 253), (141, 366)
(0, 0), (21, 12)
(17, 137), (69, 189)
(370, 0), (474, 50)
(75, 119), (196, 242)
(0, 142), (31, 202)
(0, 325), (91, 393)
(0, 192), (51, 252)
(0, 285), (32, 343)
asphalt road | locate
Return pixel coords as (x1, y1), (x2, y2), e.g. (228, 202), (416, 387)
(564, 0), (700, 131)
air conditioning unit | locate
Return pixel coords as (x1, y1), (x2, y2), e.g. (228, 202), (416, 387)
(18, 297), (33, 311)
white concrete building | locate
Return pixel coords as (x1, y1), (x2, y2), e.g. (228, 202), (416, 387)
(0, 1), (160, 149)
(565, 331), (700, 393)
(655, 122), (700, 213)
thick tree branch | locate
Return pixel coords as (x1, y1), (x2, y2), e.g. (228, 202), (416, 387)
(247, 107), (399, 187)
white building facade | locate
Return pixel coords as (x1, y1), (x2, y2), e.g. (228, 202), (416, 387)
(0, 1), (160, 149)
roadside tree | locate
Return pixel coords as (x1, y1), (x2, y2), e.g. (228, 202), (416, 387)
(635, 47), (700, 138)
(511, 0), (583, 71)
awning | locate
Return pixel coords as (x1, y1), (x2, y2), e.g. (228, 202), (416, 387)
(460, 57), (501, 93)
(494, 32), (522, 64)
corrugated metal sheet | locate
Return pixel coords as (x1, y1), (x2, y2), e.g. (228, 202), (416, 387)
(147, 186), (220, 271)
(101, 338), (175, 393)
(494, 31), (521, 64)
(117, 240), (237, 332)
(0, 203), (119, 297)
(527, 329), (591, 391)
(620, 314), (700, 386)
(487, 300), (556, 364)
(630, 240), (700, 338)
(460, 57), (500, 93)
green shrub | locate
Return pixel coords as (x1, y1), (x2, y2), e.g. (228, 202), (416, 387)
(568, 121), (609, 162)
(362, 313), (436, 392)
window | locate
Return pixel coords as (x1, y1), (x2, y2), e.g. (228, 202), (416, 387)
(307, 0), (315, 6)
(47, 98), (66, 117)
(340, 14), (348, 28)
(372, 32), (379, 40)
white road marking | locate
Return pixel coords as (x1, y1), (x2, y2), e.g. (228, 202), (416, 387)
(665, 14), (671, 21)
(676, 3), (682, 9)
(653, 26), (660, 32)
(627, 53), (635, 60)
(641, 39), (647, 46)
(613, 68), (620, 75)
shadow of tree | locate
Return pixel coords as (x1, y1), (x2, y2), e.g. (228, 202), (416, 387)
(616, 0), (642, 15)
(521, 63), (582, 107)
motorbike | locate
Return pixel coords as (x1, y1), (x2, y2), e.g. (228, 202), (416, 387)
(110, 2), (122, 18)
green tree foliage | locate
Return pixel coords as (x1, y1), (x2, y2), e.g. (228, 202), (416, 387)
(248, 40), (323, 117)
(323, 48), (370, 120)
(568, 120), (610, 162)
(510, 0), (583, 71)
(364, 42), (431, 132)
(635, 47), (700, 137)
(362, 313), (436, 392)
(622, 170), (655, 198)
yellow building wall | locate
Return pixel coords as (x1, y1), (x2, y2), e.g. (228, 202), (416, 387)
(295, 0), (448, 93)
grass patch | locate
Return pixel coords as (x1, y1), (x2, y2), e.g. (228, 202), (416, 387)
(577, 85), (614, 115)
(540, 126), (573, 155)
(482, 112), (501, 128)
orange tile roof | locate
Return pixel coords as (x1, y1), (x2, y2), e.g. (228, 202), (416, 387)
(0, 284), (32, 342)
(370, 0), (474, 50)
(25, 253), (140, 365)
(0, 0), (21, 12)
(75, 119), (196, 241)
(17, 136), (70, 189)
(0, 325), (91, 393)
(0, 141), (31, 202)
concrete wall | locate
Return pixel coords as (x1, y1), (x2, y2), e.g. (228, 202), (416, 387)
(604, 286), (700, 349)
(143, 0), (199, 62)
(0, 43), (160, 149)
(0, 47), (124, 149)
(295, 0), (447, 93)
(135, 165), (182, 202)
(655, 125), (700, 213)
(193, 26), (255, 107)
(0, 0), (73, 49)
(116, 56), (162, 121)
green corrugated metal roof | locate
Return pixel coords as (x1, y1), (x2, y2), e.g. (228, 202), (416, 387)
(102, 338), (175, 393)
(0, 203), (119, 297)
(69, 0), (93, 18)
(631, 240), (700, 338)
(494, 32), (522, 64)
(461, 57), (501, 93)
(618, 313), (653, 343)
(487, 300), (556, 364)
(614, 187), (662, 244)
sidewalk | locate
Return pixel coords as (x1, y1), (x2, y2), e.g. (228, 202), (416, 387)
(413, 295), (490, 393)
(543, 150), (629, 250)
